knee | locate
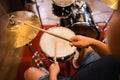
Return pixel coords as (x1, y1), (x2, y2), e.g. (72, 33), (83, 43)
(24, 67), (47, 80)
(24, 67), (37, 80)
(25, 67), (37, 73)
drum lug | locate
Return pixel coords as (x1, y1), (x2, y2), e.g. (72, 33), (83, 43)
(61, 57), (64, 60)
(36, 61), (44, 67)
(33, 51), (39, 57)
(26, 43), (32, 46)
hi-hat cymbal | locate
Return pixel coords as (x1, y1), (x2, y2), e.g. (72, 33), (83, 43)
(1, 11), (41, 48)
(101, 0), (118, 10)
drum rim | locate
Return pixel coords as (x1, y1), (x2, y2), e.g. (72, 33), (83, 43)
(52, 0), (75, 7)
(45, 51), (76, 62)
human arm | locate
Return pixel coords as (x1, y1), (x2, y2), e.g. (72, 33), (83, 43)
(70, 35), (111, 57)
(49, 62), (60, 80)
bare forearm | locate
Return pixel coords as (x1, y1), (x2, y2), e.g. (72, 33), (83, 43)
(91, 39), (111, 57)
(50, 74), (57, 80)
(70, 35), (111, 56)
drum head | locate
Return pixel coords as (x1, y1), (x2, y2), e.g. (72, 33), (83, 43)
(52, 0), (75, 7)
(40, 27), (76, 60)
(69, 22), (100, 39)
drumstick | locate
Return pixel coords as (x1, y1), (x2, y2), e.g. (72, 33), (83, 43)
(24, 23), (72, 42)
(54, 39), (57, 63)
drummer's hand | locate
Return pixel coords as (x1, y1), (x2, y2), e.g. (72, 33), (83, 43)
(70, 35), (95, 48)
(49, 62), (60, 76)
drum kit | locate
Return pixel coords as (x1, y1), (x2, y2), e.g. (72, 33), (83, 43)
(52, 0), (101, 39)
(1, 0), (118, 67)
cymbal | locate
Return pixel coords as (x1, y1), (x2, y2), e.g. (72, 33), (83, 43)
(101, 0), (118, 10)
(1, 11), (41, 48)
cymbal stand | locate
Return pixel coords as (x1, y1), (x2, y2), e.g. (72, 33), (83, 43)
(34, 0), (43, 28)
(104, 11), (115, 28)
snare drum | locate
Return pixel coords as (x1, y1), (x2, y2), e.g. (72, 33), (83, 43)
(40, 27), (76, 62)
(52, 0), (75, 17)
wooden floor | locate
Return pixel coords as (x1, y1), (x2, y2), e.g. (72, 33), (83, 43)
(0, 0), (113, 80)
(0, 0), (25, 80)
(0, 46), (24, 80)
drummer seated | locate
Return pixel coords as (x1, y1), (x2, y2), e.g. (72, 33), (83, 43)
(24, 2), (120, 80)
(24, 34), (111, 80)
